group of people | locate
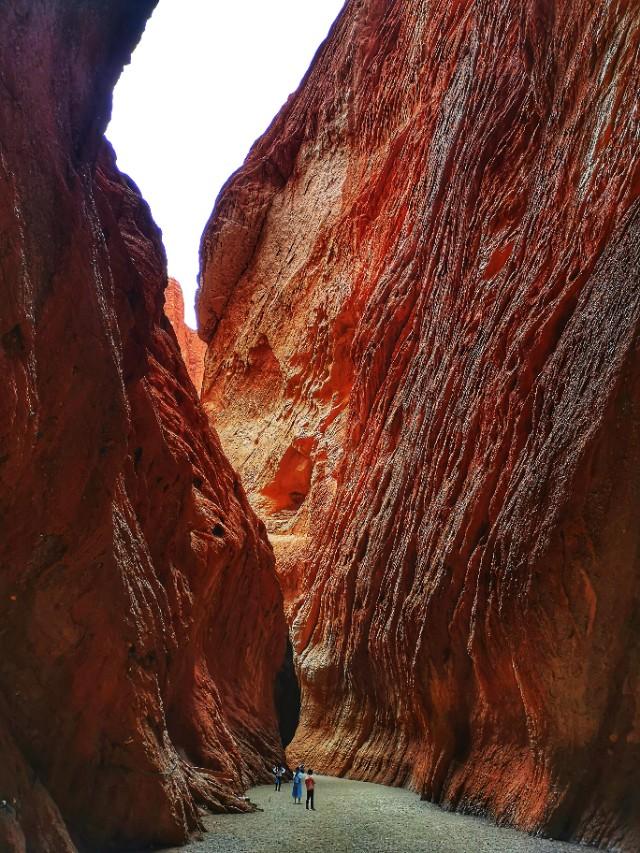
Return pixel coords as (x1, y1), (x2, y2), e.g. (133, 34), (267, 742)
(272, 764), (316, 810)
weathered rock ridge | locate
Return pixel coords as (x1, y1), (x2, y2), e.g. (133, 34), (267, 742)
(165, 278), (206, 393)
(198, 0), (640, 849)
(0, 2), (285, 850)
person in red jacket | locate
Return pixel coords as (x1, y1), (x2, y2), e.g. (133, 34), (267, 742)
(305, 769), (315, 810)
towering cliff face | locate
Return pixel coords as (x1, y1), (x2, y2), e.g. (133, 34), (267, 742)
(0, 3), (285, 850)
(199, 0), (640, 849)
(165, 278), (206, 393)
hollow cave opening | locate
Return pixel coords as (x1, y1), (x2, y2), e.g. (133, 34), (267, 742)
(260, 440), (315, 513)
(274, 636), (302, 748)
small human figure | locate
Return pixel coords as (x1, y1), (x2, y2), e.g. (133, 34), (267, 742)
(272, 764), (284, 791)
(0, 799), (16, 816)
(305, 769), (315, 810)
(292, 765), (303, 804)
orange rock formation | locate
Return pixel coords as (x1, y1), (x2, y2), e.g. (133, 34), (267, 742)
(165, 278), (207, 393)
(198, 0), (640, 849)
(0, 3), (285, 850)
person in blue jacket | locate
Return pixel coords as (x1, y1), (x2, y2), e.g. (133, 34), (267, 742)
(291, 765), (303, 804)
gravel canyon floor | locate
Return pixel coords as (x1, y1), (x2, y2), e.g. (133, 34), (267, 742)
(159, 776), (586, 853)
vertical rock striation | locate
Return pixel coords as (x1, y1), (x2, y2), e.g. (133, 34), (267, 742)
(198, 0), (640, 849)
(165, 278), (206, 393)
(0, 2), (285, 850)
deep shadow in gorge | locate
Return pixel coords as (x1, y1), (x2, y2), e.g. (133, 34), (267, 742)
(274, 637), (302, 750)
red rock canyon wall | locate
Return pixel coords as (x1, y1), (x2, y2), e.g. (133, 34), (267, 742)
(199, 0), (640, 849)
(165, 278), (206, 393)
(0, 3), (286, 850)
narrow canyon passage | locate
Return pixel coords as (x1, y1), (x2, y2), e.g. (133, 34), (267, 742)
(158, 776), (586, 853)
(1, 1), (639, 852)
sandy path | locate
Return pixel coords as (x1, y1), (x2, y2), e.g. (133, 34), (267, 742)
(158, 775), (588, 853)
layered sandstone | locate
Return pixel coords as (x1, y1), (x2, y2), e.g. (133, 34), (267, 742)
(0, 3), (285, 850)
(199, 0), (640, 849)
(165, 278), (206, 393)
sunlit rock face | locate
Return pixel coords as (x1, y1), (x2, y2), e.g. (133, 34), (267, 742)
(165, 278), (206, 393)
(198, 0), (640, 848)
(0, 2), (285, 850)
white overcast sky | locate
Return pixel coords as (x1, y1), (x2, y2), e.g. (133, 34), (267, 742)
(108, 0), (345, 327)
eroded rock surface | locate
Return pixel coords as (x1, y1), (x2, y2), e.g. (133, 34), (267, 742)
(165, 277), (206, 393)
(198, 0), (640, 849)
(0, 3), (285, 850)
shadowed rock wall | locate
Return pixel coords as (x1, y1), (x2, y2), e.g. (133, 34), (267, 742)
(0, 2), (286, 850)
(198, 0), (640, 848)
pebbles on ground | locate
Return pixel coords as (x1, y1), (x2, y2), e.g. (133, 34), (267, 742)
(158, 775), (589, 853)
